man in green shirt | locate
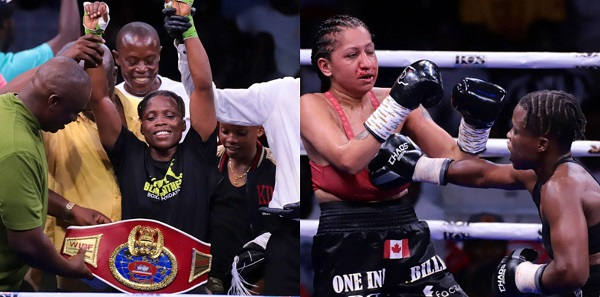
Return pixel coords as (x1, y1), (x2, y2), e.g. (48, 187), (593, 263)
(0, 56), (94, 290)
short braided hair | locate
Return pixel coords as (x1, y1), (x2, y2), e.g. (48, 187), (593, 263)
(518, 90), (586, 150)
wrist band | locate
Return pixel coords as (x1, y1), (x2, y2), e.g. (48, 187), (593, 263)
(515, 261), (546, 294)
(413, 157), (453, 185)
(61, 219), (211, 294)
(457, 118), (491, 154)
(182, 15), (198, 40)
(364, 96), (412, 142)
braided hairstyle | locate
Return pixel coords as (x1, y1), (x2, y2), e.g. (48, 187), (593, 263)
(518, 90), (586, 151)
(311, 15), (371, 92)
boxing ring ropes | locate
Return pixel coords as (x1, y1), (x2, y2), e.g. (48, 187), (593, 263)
(299, 48), (600, 242)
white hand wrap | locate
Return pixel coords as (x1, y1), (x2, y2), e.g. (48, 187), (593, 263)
(364, 95), (412, 142)
(412, 156), (452, 185)
(457, 118), (491, 154)
(515, 261), (547, 294)
(83, 2), (110, 35)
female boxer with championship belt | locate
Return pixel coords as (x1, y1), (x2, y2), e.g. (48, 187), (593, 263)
(83, 1), (216, 293)
(301, 15), (505, 297)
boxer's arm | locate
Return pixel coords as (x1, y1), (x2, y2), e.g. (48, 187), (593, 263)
(301, 93), (382, 174)
(6, 226), (92, 279)
(538, 185), (589, 293)
(402, 107), (471, 161)
(46, 0), (80, 55)
(174, 1), (216, 140)
(444, 158), (530, 190)
(83, 3), (121, 151)
(87, 63), (121, 151)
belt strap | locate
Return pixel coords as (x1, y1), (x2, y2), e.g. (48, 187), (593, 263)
(61, 219), (212, 294)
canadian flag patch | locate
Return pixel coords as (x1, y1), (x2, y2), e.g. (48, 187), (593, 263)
(383, 239), (410, 259)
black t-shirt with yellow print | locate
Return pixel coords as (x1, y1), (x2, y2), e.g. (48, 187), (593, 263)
(108, 126), (218, 242)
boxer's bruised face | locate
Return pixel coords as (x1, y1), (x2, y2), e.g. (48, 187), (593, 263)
(327, 26), (377, 96)
(140, 95), (185, 150)
(507, 105), (540, 170)
(113, 34), (161, 97)
(218, 123), (263, 160)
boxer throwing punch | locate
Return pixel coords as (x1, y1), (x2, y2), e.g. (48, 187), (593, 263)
(386, 90), (600, 297)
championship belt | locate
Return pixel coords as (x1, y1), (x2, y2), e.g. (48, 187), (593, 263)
(60, 219), (211, 294)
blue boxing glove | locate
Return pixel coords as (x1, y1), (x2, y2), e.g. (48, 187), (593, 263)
(492, 248), (547, 297)
(369, 133), (453, 189)
(452, 77), (506, 154)
(364, 60), (443, 142)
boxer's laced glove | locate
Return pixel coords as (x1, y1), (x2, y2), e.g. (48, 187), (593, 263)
(452, 77), (506, 154)
(369, 133), (453, 188)
(492, 248), (547, 297)
(364, 60), (443, 142)
(82, 2), (110, 37)
(228, 232), (271, 296)
(164, 0), (197, 40)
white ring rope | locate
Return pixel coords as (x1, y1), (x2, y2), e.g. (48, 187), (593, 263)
(300, 49), (600, 69)
(300, 219), (542, 241)
(451, 138), (599, 157)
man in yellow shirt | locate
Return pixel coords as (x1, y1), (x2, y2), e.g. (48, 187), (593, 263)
(40, 46), (144, 292)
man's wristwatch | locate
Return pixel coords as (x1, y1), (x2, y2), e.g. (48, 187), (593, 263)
(65, 202), (75, 222)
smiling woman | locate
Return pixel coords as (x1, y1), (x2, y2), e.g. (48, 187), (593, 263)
(83, 4), (217, 295)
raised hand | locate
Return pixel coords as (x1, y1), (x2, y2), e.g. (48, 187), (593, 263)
(162, 7), (192, 43)
(166, 0), (193, 16)
(82, 1), (110, 37)
(58, 34), (104, 68)
(164, 0), (197, 40)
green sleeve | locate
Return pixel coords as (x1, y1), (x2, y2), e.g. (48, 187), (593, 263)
(0, 153), (46, 231)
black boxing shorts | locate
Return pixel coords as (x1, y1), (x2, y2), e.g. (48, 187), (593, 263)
(312, 199), (466, 297)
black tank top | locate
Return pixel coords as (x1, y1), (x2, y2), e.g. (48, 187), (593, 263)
(532, 156), (600, 259)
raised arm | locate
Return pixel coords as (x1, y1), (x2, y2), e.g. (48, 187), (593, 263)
(83, 2), (121, 151)
(46, 0), (80, 54)
(168, 0), (216, 140)
(302, 61), (443, 174)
